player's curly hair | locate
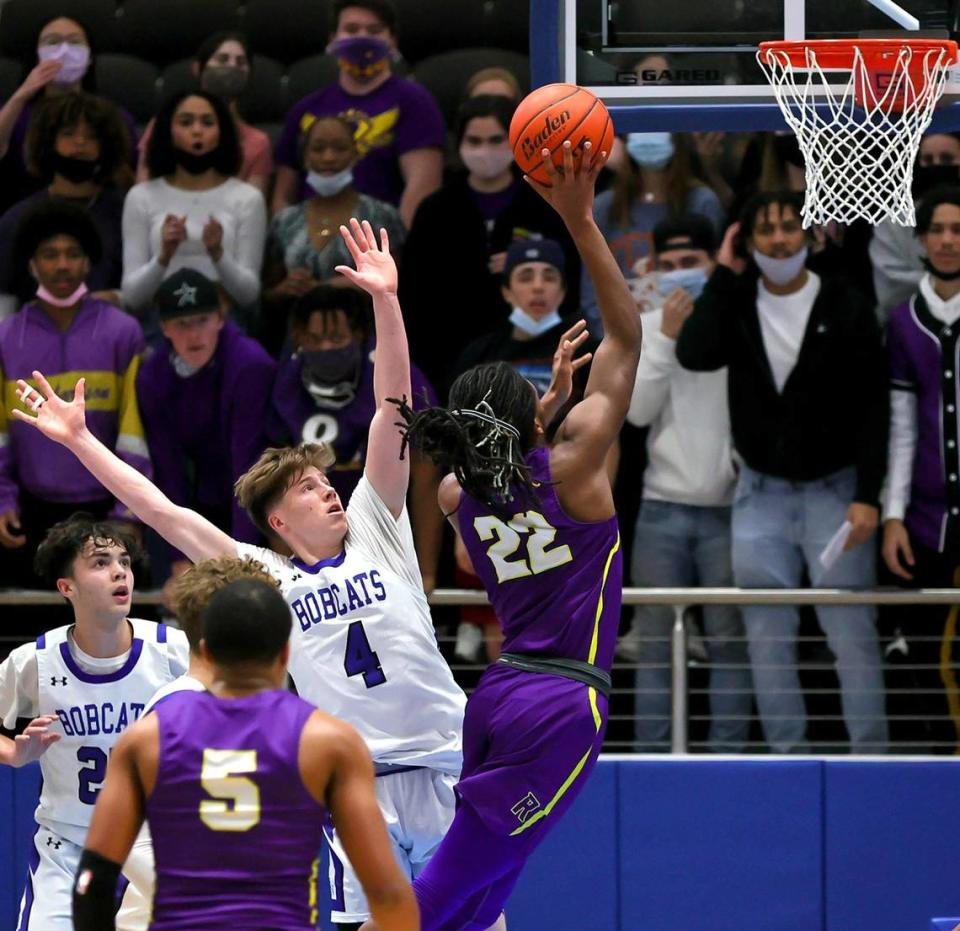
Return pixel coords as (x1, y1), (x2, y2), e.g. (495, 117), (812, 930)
(34, 512), (145, 585)
(170, 556), (279, 652)
(393, 362), (541, 517)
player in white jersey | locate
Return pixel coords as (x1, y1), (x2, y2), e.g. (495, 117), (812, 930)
(13, 219), (468, 929)
(115, 554), (281, 928)
(0, 514), (189, 930)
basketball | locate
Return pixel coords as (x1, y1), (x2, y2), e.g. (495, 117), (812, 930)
(509, 83), (614, 184)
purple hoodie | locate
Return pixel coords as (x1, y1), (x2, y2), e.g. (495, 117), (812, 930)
(0, 297), (150, 519)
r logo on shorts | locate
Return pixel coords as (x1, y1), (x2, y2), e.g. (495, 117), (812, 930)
(510, 792), (542, 823)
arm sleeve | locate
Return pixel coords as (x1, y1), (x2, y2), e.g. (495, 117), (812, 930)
(626, 310), (678, 428)
(213, 187), (267, 307)
(0, 353), (19, 514)
(110, 332), (152, 522)
(674, 266), (738, 372)
(121, 186), (167, 311)
(227, 349), (276, 543)
(73, 849), (123, 931)
(0, 646), (39, 729)
(882, 389), (918, 521)
(850, 295), (890, 506)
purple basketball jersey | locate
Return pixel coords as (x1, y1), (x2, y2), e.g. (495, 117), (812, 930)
(458, 446), (622, 671)
(147, 689), (325, 930)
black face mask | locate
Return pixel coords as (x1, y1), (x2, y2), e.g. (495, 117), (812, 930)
(300, 343), (363, 409)
(773, 133), (804, 168)
(921, 256), (960, 281)
(51, 152), (101, 183)
(913, 163), (960, 200)
(175, 148), (219, 175)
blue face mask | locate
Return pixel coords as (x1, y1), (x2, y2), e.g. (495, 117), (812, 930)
(509, 306), (563, 337)
(657, 266), (710, 300)
(626, 132), (675, 170)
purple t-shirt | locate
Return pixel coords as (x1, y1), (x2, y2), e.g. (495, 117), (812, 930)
(457, 446), (623, 672)
(888, 292), (960, 551)
(274, 74), (445, 206)
(269, 344), (436, 504)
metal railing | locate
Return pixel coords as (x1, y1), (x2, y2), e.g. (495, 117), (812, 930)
(2, 586), (957, 754)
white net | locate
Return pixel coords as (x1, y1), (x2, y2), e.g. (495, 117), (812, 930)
(757, 42), (955, 226)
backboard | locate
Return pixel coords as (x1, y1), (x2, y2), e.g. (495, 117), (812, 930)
(533, 0), (960, 130)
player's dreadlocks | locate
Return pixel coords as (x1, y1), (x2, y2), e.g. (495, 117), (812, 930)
(393, 362), (542, 517)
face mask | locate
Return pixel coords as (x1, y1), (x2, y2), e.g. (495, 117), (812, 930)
(201, 65), (248, 100)
(175, 148), (219, 175)
(37, 282), (88, 308)
(300, 344), (362, 408)
(753, 246), (809, 286)
(51, 152), (100, 183)
(38, 43), (90, 85)
(459, 145), (515, 180)
(171, 353), (203, 378)
(625, 132), (675, 170)
(772, 133), (805, 168)
(657, 266), (709, 300)
(306, 168), (354, 197)
(509, 306), (563, 337)
(913, 163), (960, 199)
(326, 36), (392, 80)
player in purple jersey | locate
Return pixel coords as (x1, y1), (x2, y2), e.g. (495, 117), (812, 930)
(366, 142), (643, 931)
(73, 578), (419, 931)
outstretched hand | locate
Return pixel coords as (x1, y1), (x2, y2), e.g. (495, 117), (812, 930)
(11, 371), (88, 448)
(335, 219), (397, 295)
(540, 319), (593, 426)
(524, 140), (607, 229)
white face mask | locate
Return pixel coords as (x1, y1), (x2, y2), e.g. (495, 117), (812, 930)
(459, 145), (515, 180)
(306, 168), (354, 197)
(509, 306), (562, 337)
(753, 246), (809, 286)
(171, 353), (203, 378)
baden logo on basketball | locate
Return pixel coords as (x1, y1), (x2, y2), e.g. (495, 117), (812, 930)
(519, 110), (572, 161)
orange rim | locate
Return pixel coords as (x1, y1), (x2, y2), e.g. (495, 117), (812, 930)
(759, 38), (958, 72)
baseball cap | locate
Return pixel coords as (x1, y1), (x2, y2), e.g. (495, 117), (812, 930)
(504, 239), (566, 279)
(652, 214), (716, 255)
(156, 269), (221, 320)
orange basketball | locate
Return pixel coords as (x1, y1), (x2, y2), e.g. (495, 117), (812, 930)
(509, 83), (614, 184)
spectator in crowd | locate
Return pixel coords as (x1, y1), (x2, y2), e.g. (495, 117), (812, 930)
(269, 285), (444, 592)
(882, 184), (960, 752)
(623, 214), (751, 752)
(676, 191), (889, 754)
(0, 14), (138, 214)
(400, 95), (581, 394)
(0, 202), (149, 588)
(0, 92), (129, 318)
(262, 114), (404, 354)
(136, 32), (274, 195)
(871, 132), (960, 323)
(583, 131), (724, 336)
(465, 67), (522, 101)
(136, 269), (275, 586)
(271, 0), (445, 227)
(451, 239), (596, 404)
(121, 90), (266, 328)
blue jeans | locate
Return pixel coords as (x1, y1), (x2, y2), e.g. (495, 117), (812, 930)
(732, 465), (888, 753)
(632, 500), (752, 752)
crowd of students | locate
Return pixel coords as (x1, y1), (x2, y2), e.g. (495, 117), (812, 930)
(0, 0), (958, 755)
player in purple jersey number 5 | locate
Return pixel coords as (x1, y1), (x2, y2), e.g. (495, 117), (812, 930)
(367, 142), (642, 931)
(72, 578), (418, 931)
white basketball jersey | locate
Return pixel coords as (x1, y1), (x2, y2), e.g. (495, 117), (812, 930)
(35, 619), (189, 845)
(238, 476), (465, 775)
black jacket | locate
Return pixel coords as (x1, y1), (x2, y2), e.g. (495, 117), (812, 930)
(675, 265), (888, 505)
(398, 170), (582, 397)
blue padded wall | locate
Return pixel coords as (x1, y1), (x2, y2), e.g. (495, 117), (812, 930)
(825, 762), (960, 931)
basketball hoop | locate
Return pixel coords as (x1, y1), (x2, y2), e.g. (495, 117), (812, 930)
(757, 38), (959, 226)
